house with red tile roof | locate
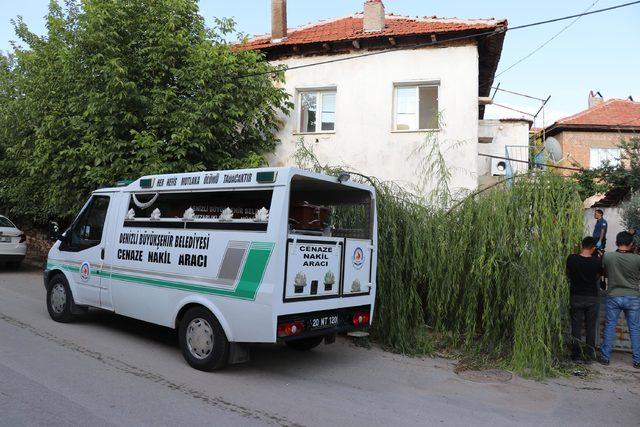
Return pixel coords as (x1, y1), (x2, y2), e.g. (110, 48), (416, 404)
(241, 0), (511, 194)
(544, 92), (640, 172)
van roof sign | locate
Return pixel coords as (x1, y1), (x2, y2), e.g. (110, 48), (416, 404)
(125, 167), (374, 194)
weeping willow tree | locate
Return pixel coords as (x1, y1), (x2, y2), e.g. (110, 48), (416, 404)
(295, 138), (584, 377)
(374, 174), (583, 377)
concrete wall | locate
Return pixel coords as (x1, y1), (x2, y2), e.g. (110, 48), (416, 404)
(584, 207), (624, 248)
(268, 44), (480, 196)
(478, 119), (530, 188)
(11, 224), (52, 267)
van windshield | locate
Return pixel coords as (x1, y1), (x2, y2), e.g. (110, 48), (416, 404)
(288, 175), (373, 240)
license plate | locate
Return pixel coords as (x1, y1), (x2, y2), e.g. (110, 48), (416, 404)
(310, 314), (339, 329)
(0, 237), (10, 243)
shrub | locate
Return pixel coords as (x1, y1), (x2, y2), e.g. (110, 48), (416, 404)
(297, 139), (584, 377)
(620, 192), (640, 241)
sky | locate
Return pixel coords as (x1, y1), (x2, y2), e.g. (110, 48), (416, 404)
(1, 0), (639, 127)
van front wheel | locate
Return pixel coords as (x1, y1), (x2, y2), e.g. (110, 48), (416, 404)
(178, 307), (229, 371)
(46, 274), (75, 323)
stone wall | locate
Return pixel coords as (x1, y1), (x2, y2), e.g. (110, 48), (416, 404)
(596, 298), (632, 352)
(20, 225), (53, 267)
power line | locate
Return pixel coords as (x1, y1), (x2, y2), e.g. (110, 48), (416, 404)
(493, 0), (601, 80)
(478, 153), (584, 172)
(233, 0), (640, 80)
(504, 0), (638, 31)
(491, 86), (547, 102)
(236, 27), (503, 79)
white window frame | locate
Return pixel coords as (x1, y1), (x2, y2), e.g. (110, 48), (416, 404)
(590, 147), (621, 169)
(392, 82), (440, 132)
(296, 87), (337, 134)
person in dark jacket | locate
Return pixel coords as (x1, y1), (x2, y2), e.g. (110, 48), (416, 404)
(592, 209), (608, 253)
(566, 236), (602, 361)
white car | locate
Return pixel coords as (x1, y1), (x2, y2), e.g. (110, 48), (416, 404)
(0, 215), (27, 268)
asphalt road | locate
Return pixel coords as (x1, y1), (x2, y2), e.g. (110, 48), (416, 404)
(1, 267), (639, 427)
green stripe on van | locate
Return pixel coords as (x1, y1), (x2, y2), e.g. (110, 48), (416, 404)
(233, 242), (274, 299)
(47, 263), (81, 273)
(46, 241), (274, 301)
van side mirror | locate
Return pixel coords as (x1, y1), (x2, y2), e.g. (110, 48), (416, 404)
(48, 221), (62, 242)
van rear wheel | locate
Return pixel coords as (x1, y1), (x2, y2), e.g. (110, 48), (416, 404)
(178, 307), (229, 371)
(285, 336), (324, 351)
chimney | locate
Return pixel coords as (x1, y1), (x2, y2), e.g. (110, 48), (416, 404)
(364, 0), (385, 33)
(588, 90), (603, 109)
(271, 0), (287, 42)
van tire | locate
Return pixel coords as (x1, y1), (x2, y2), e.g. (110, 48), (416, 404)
(285, 336), (324, 351)
(179, 307), (229, 371)
(46, 274), (75, 323)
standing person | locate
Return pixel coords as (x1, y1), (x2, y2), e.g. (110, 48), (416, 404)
(592, 209), (608, 253)
(566, 237), (602, 361)
(599, 232), (640, 368)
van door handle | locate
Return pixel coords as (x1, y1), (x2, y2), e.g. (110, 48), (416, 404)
(100, 247), (105, 260)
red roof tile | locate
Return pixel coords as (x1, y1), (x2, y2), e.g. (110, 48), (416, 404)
(554, 99), (640, 128)
(242, 14), (506, 50)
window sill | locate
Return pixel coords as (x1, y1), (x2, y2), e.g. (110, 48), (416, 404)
(391, 129), (440, 134)
(293, 131), (336, 136)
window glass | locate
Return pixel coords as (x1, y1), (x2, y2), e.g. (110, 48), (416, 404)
(299, 89), (336, 133)
(418, 86), (438, 129)
(395, 84), (439, 131)
(289, 176), (373, 240)
(300, 92), (317, 133)
(125, 190), (273, 230)
(321, 92), (336, 131)
(395, 86), (416, 131)
(65, 195), (110, 250)
(0, 217), (15, 228)
(590, 148), (621, 168)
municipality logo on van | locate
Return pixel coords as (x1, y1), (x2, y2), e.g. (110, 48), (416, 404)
(80, 261), (91, 282)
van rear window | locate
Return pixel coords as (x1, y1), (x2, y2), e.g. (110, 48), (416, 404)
(124, 190), (273, 231)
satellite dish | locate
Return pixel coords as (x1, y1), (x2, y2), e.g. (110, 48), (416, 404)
(544, 137), (563, 162)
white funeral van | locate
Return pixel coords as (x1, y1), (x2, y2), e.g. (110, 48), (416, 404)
(45, 167), (377, 370)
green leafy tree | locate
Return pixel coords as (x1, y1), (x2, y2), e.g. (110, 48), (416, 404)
(0, 0), (291, 223)
(573, 137), (640, 200)
(620, 192), (640, 239)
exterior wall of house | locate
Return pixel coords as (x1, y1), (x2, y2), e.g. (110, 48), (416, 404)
(584, 207), (625, 249)
(555, 130), (634, 172)
(477, 119), (530, 188)
(267, 44), (480, 196)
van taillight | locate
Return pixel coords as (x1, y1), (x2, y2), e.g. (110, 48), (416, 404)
(277, 321), (304, 338)
(19, 234), (26, 243)
(352, 311), (370, 326)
